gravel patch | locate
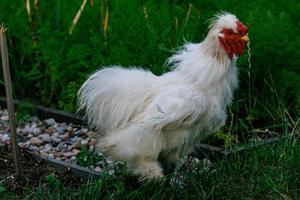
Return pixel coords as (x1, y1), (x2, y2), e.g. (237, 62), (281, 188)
(0, 107), (212, 177)
(0, 107), (120, 175)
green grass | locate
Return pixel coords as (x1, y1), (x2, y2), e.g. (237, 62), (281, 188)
(1, 137), (299, 199)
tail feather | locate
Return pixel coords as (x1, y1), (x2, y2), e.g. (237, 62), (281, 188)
(78, 66), (157, 133)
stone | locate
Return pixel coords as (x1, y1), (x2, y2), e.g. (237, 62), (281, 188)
(19, 142), (30, 149)
(27, 133), (34, 139)
(56, 127), (65, 135)
(89, 145), (94, 151)
(80, 128), (89, 136)
(70, 136), (79, 144)
(1, 134), (10, 143)
(70, 156), (77, 162)
(43, 143), (53, 152)
(55, 152), (63, 157)
(51, 134), (62, 145)
(94, 166), (102, 172)
(0, 115), (9, 121)
(32, 128), (41, 136)
(28, 145), (38, 151)
(48, 153), (54, 159)
(39, 151), (48, 157)
(30, 116), (39, 123)
(19, 125), (30, 135)
(80, 139), (88, 145)
(62, 133), (70, 140)
(67, 126), (73, 132)
(57, 142), (68, 150)
(74, 130), (81, 137)
(29, 137), (44, 147)
(68, 143), (80, 151)
(72, 149), (81, 156)
(39, 133), (51, 143)
(89, 138), (97, 146)
(46, 127), (55, 135)
(63, 152), (74, 158)
(44, 118), (56, 127)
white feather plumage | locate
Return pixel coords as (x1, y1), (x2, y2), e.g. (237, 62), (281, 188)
(78, 13), (242, 179)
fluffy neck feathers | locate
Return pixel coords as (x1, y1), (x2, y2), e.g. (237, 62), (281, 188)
(166, 34), (238, 106)
(168, 35), (236, 87)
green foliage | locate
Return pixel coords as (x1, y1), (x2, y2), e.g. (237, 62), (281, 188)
(0, 185), (6, 200)
(213, 131), (236, 149)
(76, 145), (103, 167)
(45, 174), (61, 191)
(0, 0), (299, 133)
(0, 185), (5, 193)
(16, 100), (37, 122)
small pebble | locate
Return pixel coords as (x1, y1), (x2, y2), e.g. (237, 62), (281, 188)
(81, 139), (88, 145)
(29, 137), (44, 147)
(94, 166), (102, 172)
(72, 149), (80, 155)
(26, 133), (34, 139)
(89, 138), (97, 146)
(39, 133), (51, 143)
(32, 128), (41, 136)
(46, 127), (55, 135)
(0, 115), (9, 121)
(44, 118), (56, 126)
(63, 152), (74, 158)
(43, 143), (53, 152)
(48, 153), (54, 159)
(1, 134), (9, 143)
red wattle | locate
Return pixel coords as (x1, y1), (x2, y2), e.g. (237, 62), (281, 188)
(219, 32), (246, 59)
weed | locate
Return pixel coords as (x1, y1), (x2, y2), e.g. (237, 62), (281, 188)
(0, 185), (5, 193)
(45, 173), (61, 191)
(76, 145), (103, 167)
(16, 100), (37, 122)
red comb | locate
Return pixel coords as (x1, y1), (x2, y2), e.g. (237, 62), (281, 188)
(236, 21), (248, 35)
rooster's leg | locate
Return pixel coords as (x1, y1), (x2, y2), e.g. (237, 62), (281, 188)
(128, 158), (163, 180)
(159, 148), (181, 174)
(96, 123), (165, 179)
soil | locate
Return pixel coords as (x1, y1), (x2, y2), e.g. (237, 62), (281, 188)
(0, 144), (84, 197)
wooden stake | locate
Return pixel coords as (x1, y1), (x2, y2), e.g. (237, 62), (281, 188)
(0, 25), (23, 178)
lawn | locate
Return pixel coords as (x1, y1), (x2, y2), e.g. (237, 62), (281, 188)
(1, 137), (299, 199)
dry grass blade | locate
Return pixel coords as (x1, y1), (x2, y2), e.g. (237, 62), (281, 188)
(69, 0), (88, 35)
(90, 0), (94, 7)
(103, 0), (109, 40)
(25, 0), (31, 22)
(34, 0), (39, 11)
(184, 4), (192, 28)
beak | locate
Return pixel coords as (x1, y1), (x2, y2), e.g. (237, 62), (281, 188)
(240, 35), (249, 43)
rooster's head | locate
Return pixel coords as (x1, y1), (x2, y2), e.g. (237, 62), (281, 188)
(208, 12), (249, 59)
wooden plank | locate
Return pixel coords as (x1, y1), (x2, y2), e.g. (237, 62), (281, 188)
(0, 26), (23, 178)
(40, 156), (103, 180)
(196, 135), (291, 156)
(0, 96), (86, 125)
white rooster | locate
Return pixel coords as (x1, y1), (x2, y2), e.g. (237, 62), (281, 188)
(78, 12), (249, 179)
